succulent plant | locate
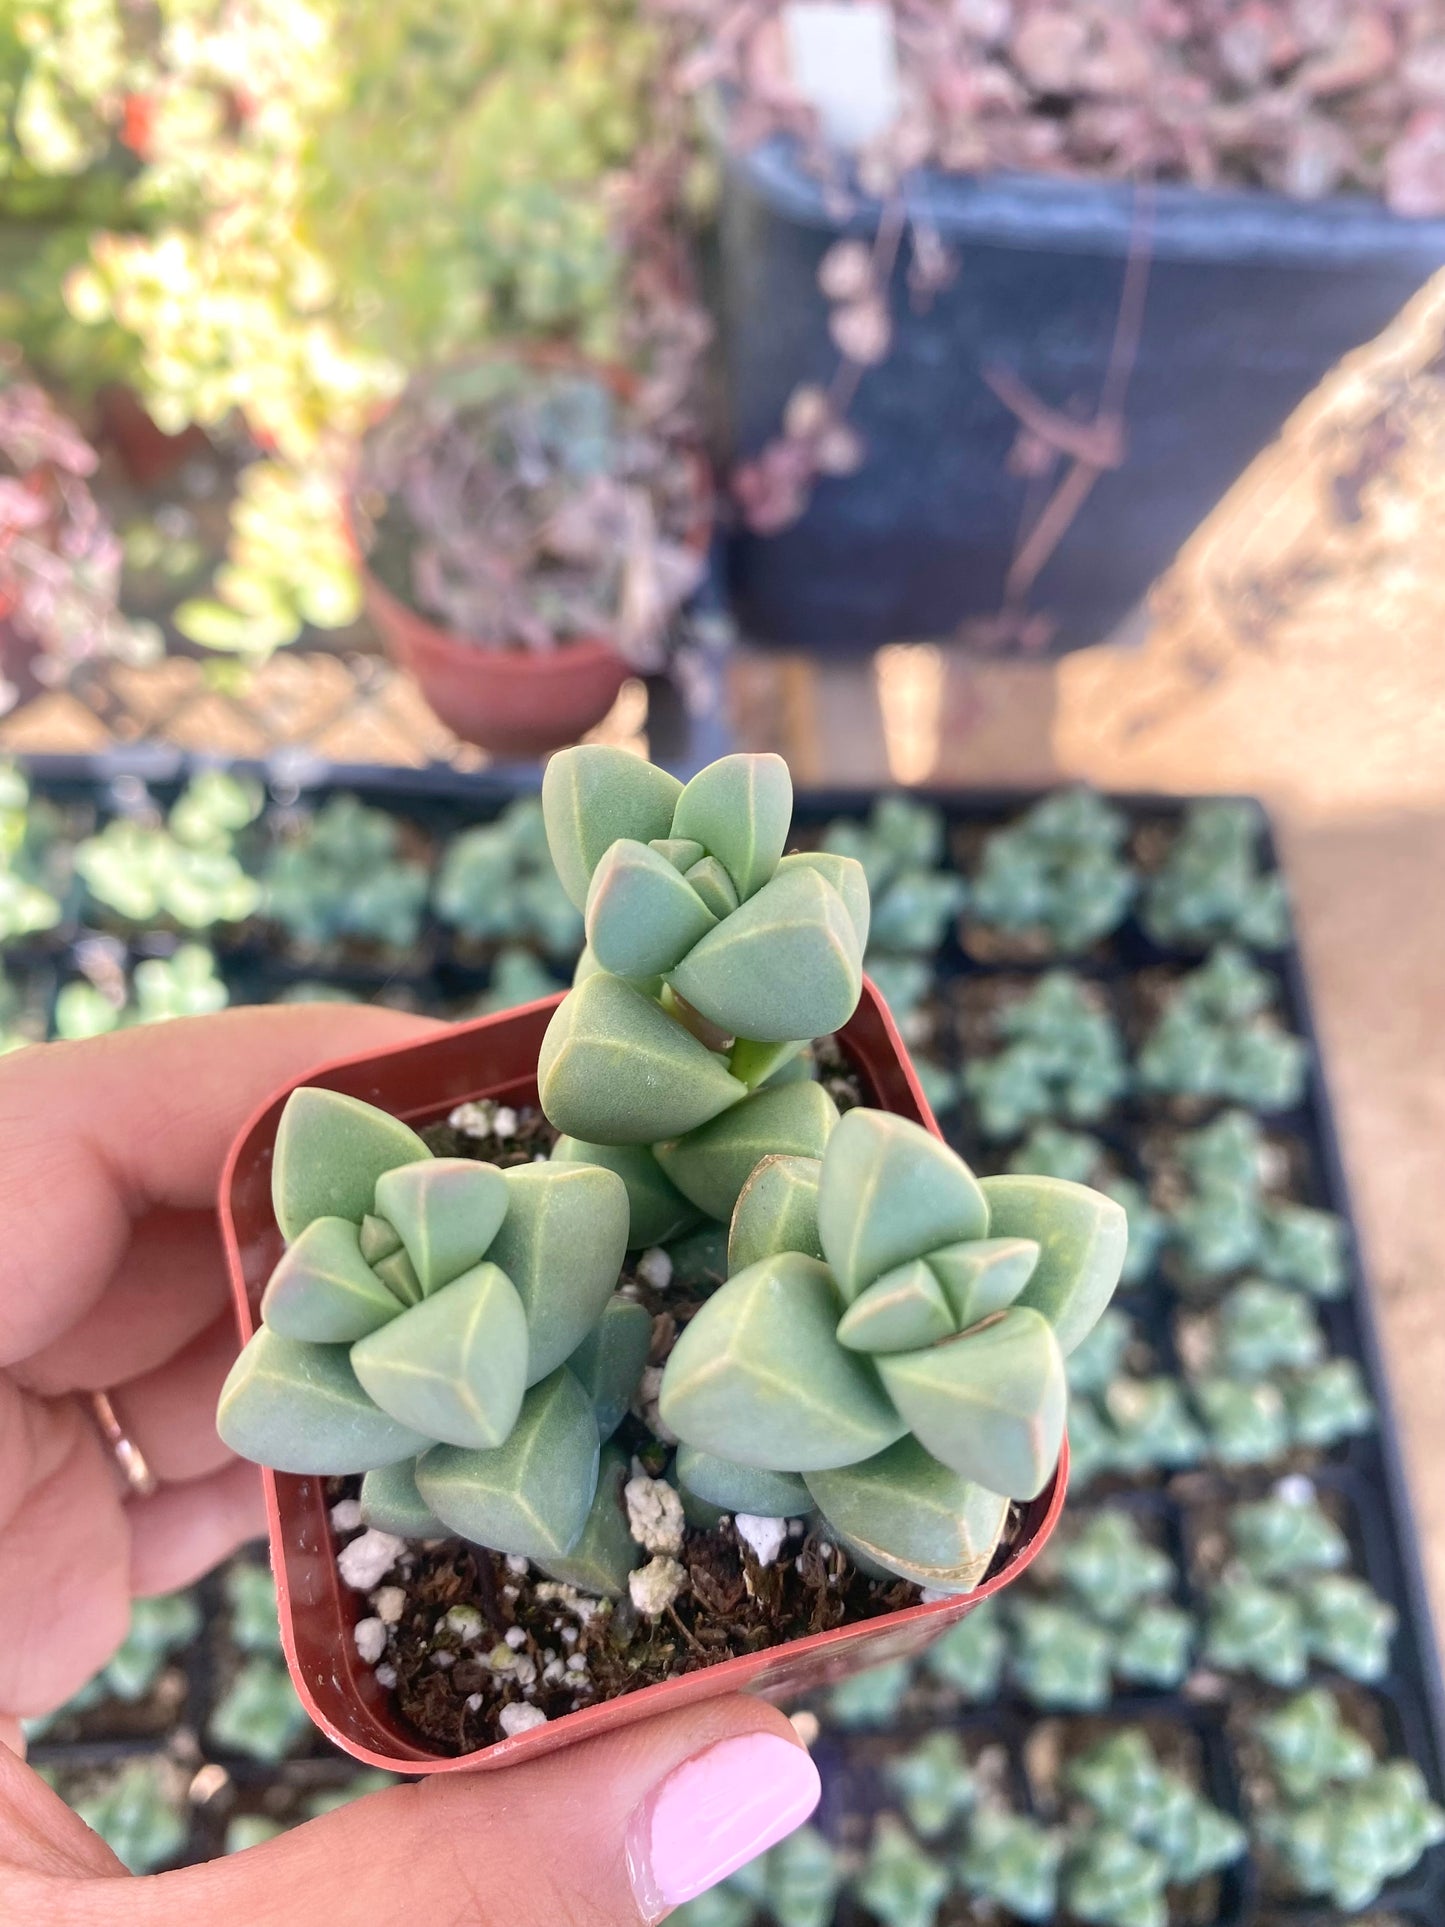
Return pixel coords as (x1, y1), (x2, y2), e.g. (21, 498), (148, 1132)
(474, 945), (568, 1015)
(225, 1561), (285, 1655)
(1064, 1729), (1246, 1887)
(826, 1657), (911, 1728)
(727, 1825), (842, 1927)
(1061, 1827), (1168, 1927)
(1284, 1358), (1374, 1448)
(0, 760), (68, 940)
(820, 796), (966, 954)
(921, 1598), (1006, 1700)
(1009, 1127), (1164, 1287)
(1100, 1377), (1206, 1478)
(433, 798), (583, 961)
(72, 1758), (189, 1874)
(1251, 1686), (1375, 1803)
(262, 795), (430, 954)
(1142, 801), (1289, 952)
(1063, 1308), (1135, 1401)
(1008, 1599), (1114, 1711)
(1192, 1377), (1291, 1467)
(1166, 1111), (1347, 1298)
(955, 1809), (1062, 1922)
(1297, 1574), (1398, 1681)
(885, 1731), (977, 1840)
(964, 973), (1127, 1139)
(74, 773), (263, 930)
(208, 1656), (312, 1764)
(1226, 1489), (1349, 1582)
(216, 1085), (645, 1581)
(969, 791), (1136, 955)
(1046, 1509), (1175, 1626)
(1203, 1577), (1310, 1687)
(1111, 1602), (1196, 1691)
(1207, 1279), (1325, 1379)
(856, 1815), (950, 1927)
(53, 941), (229, 1039)
(1136, 945), (1307, 1111)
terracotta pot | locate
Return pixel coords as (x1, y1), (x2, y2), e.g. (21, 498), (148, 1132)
(219, 979), (1068, 1774)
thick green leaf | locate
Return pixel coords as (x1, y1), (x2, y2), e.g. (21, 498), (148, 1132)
(675, 1445), (813, 1517)
(487, 1162), (630, 1382)
(684, 855), (741, 919)
(359, 1458), (450, 1539)
(876, 1308), (1066, 1500)
(670, 752), (792, 901)
(217, 1328), (430, 1474)
(668, 864), (863, 1043)
(659, 1253), (906, 1471)
(415, 1369), (601, 1560)
(775, 850), (871, 951)
(538, 973), (747, 1143)
(727, 1036), (808, 1090)
(350, 1262), (529, 1451)
(359, 1214), (403, 1265)
(373, 1246), (423, 1307)
(542, 745), (682, 910)
(728, 1153), (823, 1271)
(271, 1089), (430, 1242)
(818, 1109), (989, 1302)
(372, 1159), (509, 1297)
(551, 1137), (701, 1247)
(260, 1216), (400, 1342)
(927, 1238), (1040, 1331)
(806, 1437), (1009, 1592)
(656, 1081), (839, 1222)
(567, 1295), (653, 1439)
(585, 839), (718, 980)
(650, 837), (705, 871)
(836, 1259), (956, 1354)
(535, 1443), (639, 1596)
(978, 1175), (1128, 1354)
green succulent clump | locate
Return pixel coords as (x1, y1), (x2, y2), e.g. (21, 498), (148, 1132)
(884, 1731), (977, 1840)
(856, 1816), (950, 1927)
(969, 790), (1136, 955)
(1142, 800), (1289, 952)
(433, 798), (583, 962)
(0, 761), (68, 940)
(921, 1599), (1006, 1700)
(1064, 1728), (1247, 1891)
(723, 1824), (842, 1927)
(1136, 945), (1306, 1111)
(262, 795), (430, 954)
(1252, 1689), (1445, 1908)
(208, 1656), (312, 1764)
(956, 1810), (1061, 1921)
(1204, 1574), (1396, 1689)
(225, 1562), (285, 1655)
(826, 1657), (912, 1728)
(52, 943), (229, 1039)
(1008, 1127), (1164, 1286)
(1165, 1110), (1347, 1298)
(72, 1758), (189, 1874)
(473, 945), (568, 1015)
(75, 772), (263, 930)
(964, 973), (1127, 1140)
(820, 796), (966, 955)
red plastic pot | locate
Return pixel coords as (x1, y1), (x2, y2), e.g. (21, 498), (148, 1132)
(219, 979), (1068, 1774)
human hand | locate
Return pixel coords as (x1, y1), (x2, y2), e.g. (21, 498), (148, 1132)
(0, 1008), (820, 1923)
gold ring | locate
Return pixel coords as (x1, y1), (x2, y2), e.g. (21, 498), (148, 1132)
(89, 1391), (158, 1499)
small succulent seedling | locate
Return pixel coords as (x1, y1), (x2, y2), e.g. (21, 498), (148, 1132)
(1008, 1598), (1114, 1710)
(821, 795), (966, 954)
(208, 1656), (312, 1764)
(0, 762), (67, 941)
(225, 1561), (285, 1654)
(1167, 1110), (1347, 1297)
(856, 1815), (950, 1927)
(955, 1809), (1062, 1922)
(1009, 1126), (1164, 1286)
(827, 1657), (912, 1727)
(1064, 1729), (1246, 1887)
(885, 1730), (977, 1839)
(1226, 1489), (1348, 1582)
(1203, 1577), (1309, 1688)
(1208, 1279), (1325, 1379)
(53, 942), (230, 1039)
(1100, 1377), (1206, 1478)
(1142, 800), (1288, 952)
(1063, 1308), (1135, 1401)
(75, 772), (263, 930)
(921, 1599), (1006, 1699)
(964, 972), (1127, 1140)
(433, 798), (583, 961)
(1136, 944), (1307, 1110)
(1284, 1358), (1374, 1447)
(1251, 1686), (1375, 1802)
(262, 794), (430, 953)
(661, 1106), (1127, 1588)
(473, 944), (567, 1014)
(969, 790), (1136, 955)
(1047, 1509), (1175, 1625)
(734, 1825), (842, 1927)
(73, 1759), (189, 1875)
(1111, 1602), (1195, 1691)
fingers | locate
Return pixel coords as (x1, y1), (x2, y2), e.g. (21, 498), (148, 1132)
(110, 1315), (239, 1485)
(0, 1006), (439, 1368)
(128, 1457), (266, 1598)
(55, 1695), (820, 1927)
(0, 1739), (129, 1880)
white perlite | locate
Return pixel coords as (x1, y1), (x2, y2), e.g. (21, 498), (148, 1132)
(504, 1625), (527, 1650)
(353, 1617), (387, 1665)
(337, 1529), (407, 1592)
(629, 1556), (688, 1618)
(636, 1247), (673, 1291)
(635, 1366), (678, 1444)
(735, 1514), (788, 1569)
(625, 1475), (686, 1557)
(499, 1702), (548, 1738)
(448, 1100), (496, 1138)
(491, 1106), (518, 1138)
(505, 1554), (530, 1576)
(374, 1663), (398, 1690)
(329, 1499), (364, 1532)
(372, 1585), (406, 1626)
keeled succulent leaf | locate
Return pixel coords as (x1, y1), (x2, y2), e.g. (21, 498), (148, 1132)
(536, 1443), (639, 1597)
(668, 863), (864, 1043)
(927, 1238), (1040, 1331)
(818, 1110), (989, 1302)
(669, 752), (792, 902)
(538, 971), (747, 1143)
(372, 1158), (509, 1297)
(542, 745), (682, 911)
(217, 1328), (430, 1473)
(350, 1262), (529, 1451)
(372, 1245), (423, 1307)
(979, 1175), (1128, 1354)
(656, 1080), (839, 1222)
(414, 1368), (601, 1560)
(775, 849), (871, 951)
(585, 839), (719, 980)
(727, 1036), (808, 1091)
(271, 1089), (430, 1242)
(550, 1136), (701, 1247)
(836, 1259), (956, 1354)
(650, 837), (705, 871)
(806, 1437), (1010, 1592)
(728, 1153), (823, 1271)
(359, 1213), (403, 1264)
(260, 1216), (400, 1342)
(659, 1253), (906, 1471)
(876, 1308), (1066, 1499)
(359, 1457), (450, 1539)
(684, 855), (741, 918)
(566, 1295), (653, 1440)
(675, 1444), (813, 1517)
(487, 1162), (630, 1382)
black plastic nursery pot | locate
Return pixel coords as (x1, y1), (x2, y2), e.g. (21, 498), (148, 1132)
(719, 139), (1445, 656)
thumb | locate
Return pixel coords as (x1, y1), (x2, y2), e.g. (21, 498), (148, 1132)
(22, 1695), (821, 1926)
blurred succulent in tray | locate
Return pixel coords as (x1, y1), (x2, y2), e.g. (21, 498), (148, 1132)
(955, 1809), (1062, 1922)
(433, 797), (583, 962)
(1009, 1599), (1115, 1711)
(75, 772), (263, 931)
(53, 941), (229, 1039)
(1252, 1689), (1445, 1909)
(968, 791), (1135, 956)
(209, 1656), (312, 1764)
(1136, 945), (1308, 1111)
(964, 973), (1127, 1139)
(471, 944), (568, 1015)
(856, 1815), (950, 1927)
(1008, 1125), (1164, 1286)
(920, 1598), (1006, 1700)
(1061, 1827), (1168, 1927)
(225, 1561), (285, 1655)
(1064, 1728), (1247, 1890)
(1142, 801), (1289, 953)
(885, 1730), (977, 1841)
(261, 794), (430, 955)
(820, 795), (966, 955)
(723, 1824), (843, 1927)
(826, 1656), (912, 1728)
(0, 760), (70, 940)
(71, 1757), (189, 1874)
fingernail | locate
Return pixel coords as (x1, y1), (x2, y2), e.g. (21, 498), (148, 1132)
(626, 1732), (822, 1922)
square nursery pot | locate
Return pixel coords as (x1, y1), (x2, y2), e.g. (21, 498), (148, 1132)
(219, 980), (1067, 1773)
(720, 136), (1445, 656)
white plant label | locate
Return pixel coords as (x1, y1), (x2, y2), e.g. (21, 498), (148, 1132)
(782, 2), (901, 151)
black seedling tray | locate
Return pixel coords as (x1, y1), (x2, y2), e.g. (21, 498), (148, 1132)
(12, 753), (1444, 1922)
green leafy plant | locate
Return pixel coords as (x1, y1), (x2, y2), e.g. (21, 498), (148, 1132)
(208, 1656), (311, 1765)
(74, 772), (263, 929)
(955, 1810), (1061, 1922)
(968, 791), (1135, 955)
(725, 1825), (842, 1927)
(53, 940), (228, 1038)
(820, 796), (966, 955)
(1008, 1127), (1164, 1287)
(963, 973), (1127, 1140)
(1064, 1728), (1246, 1892)
(1165, 1111), (1348, 1297)
(1061, 1827), (1168, 1927)
(1142, 801), (1289, 952)
(433, 797), (583, 962)
(884, 1731), (976, 1840)
(261, 794), (429, 954)
(920, 1600), (1006, 1700)
(71, 1758), (189, 1874)
(1136, 945), (1307, 1111)
(0, 760), (68, 940)
(856, 1816), (949, 1927)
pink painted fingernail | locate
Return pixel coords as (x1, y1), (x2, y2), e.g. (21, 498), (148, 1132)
(626, 1733), (822, 1922)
